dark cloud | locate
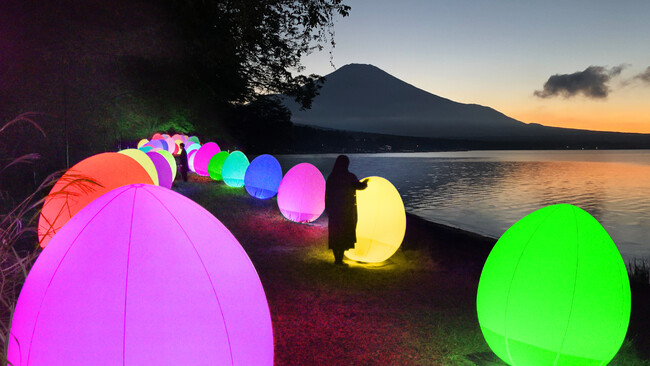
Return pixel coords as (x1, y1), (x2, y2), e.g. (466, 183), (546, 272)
(633, 66), (650, 83)
(534, 65), (626, 99)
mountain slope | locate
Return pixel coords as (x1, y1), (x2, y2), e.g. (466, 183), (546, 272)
(283, 63), (532, 139)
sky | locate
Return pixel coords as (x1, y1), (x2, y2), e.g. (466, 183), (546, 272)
(300, 0), (650, 134)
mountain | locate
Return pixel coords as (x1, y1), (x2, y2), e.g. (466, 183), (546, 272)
(282, 64), (650, 147)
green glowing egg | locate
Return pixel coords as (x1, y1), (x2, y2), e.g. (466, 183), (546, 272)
(208, 151), (230, 181)
(476, 204), (630, 366)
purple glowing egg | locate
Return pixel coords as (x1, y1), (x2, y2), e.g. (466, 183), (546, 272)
(277, 163), (325, 223)
(147, 151), (173, 189)
(193, 142), (220, 177)
(9, 184), (273, 365)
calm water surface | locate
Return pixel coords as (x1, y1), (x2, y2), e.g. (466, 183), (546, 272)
(276, 150), (650, 261)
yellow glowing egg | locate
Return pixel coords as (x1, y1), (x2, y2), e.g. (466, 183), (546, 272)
(118, 148), (159, 186)
(345, 176), (406, 263)
(137, 139), (149, 149)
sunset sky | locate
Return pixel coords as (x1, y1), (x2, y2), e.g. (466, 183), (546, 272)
(301, 0), (650, 133)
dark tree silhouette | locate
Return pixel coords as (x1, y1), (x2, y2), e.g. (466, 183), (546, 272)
(0, 0), (350, 165)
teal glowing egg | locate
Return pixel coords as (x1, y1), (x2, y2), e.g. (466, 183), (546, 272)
(208, 151), (230, 181)
(476, 204), (630, 366)
(221, 151), (249, 187)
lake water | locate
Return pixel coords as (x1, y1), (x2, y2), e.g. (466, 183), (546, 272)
(276, 150), (650, 261)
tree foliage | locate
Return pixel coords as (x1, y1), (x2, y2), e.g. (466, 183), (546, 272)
(160, 0), (350, 109)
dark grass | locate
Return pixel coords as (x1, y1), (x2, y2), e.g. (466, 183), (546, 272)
(173, 175), (650, 365)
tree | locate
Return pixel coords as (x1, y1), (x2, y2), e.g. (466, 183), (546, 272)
(159, 0), (350, 109)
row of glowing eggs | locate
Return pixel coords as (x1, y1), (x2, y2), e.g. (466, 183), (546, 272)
(39, 134), (407, 263)
(184, 145), (407, 263)
(27, 131), (627, 364)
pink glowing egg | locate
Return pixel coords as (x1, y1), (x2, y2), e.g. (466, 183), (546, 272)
(165, 137), (177, 153)
(193, 142), (220, 176)
(9, 184), (273, 365)
(37, 153), (154, 248)
(151, 133), (164, 140)
(277, 163), (325, 223)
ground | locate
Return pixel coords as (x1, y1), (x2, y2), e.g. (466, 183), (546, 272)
(173, 176), (650, 366)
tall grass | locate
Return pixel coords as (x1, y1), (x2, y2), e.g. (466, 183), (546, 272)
(0, 113), (51, 364)
(627, 257), (650, 285)
(0, 114), (102, 364)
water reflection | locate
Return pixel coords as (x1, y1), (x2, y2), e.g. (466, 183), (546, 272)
(277, 151), (650, 260)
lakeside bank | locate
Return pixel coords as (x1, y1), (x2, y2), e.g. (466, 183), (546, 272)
(173, 176), (650, 365)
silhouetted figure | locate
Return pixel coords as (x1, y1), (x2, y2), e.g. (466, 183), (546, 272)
(325, 155), (368, 265)
(179, 143), (188, 182)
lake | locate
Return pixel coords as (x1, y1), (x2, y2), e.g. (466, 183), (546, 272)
(276, 150), (650, 261)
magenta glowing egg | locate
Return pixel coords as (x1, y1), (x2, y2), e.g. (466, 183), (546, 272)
(245, 154), (282, 200)
(277, 163), (325, 223)
(193, 142), (220, 177)
(8, 184), (273, 365)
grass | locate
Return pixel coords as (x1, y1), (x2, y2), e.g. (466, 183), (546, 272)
(628, 257), (650, 285)
(1, 147), (649, 364)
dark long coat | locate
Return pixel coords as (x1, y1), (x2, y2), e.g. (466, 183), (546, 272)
(325, 158), (367, 251)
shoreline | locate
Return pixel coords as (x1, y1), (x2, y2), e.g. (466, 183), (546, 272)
(175, 178), (649, 364)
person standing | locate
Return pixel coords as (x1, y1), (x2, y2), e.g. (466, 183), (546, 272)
(178, 143), (188, 182)
(325, 155), (368, 265)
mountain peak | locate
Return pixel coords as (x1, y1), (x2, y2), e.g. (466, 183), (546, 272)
(284, 63), (528, 139)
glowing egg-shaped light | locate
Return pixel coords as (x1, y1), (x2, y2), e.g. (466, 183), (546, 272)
(156, 150), (177, 182)
(162, 133), (170, 139)
(222, 151), (249, 187)
(277, 163), (325, 223)
(188, 136), (200, 144)
(208, 151), (230, 181)
(9, 184), (274, 365)
(186, 142), (201, 154)
(37, 153), (153, 248)
(188, 150), (198, 173)
(118, 148), (159, 186)
(193, 142), (220, 177)
(476, 204), (630, 366)
(147, 152), (173, 189)
(173, 141), (181, 155)
(245, 154), (282, 199)
(164, 137), (176, 154)
(151, 133), (164, 140)
(344, 176), (406, 263)
(138, 146), (153, 153)
(137, 139), (148, 148)
(147, 139), (167, 152)
(171, 133), (183, 143)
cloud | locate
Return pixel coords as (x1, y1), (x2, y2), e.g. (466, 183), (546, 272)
(534, 65), (626, 99)
(633, 66), (650, 83)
